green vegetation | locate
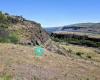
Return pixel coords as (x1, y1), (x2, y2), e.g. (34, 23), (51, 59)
(67, 49), (72, 53)
(0, 24), (8, 29)
(0, 33), (19, 44)
(33, 76), (40, 80)
(87, 55), (92, 59)
(0, 75), (12, 80)
(76, 52), (83, 57)
(52, 37), (100, 47)
(0, 11), (23, 25)
(75, 52), (92, 59)
(0, 11), (20, 44)
(0, 11), (11, 25)
(8, 33), (19, 43)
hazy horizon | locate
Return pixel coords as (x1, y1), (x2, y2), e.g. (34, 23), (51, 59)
(0, 0), (100, 27)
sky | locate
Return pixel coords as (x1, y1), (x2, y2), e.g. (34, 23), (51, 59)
(0, 0), (100, 27)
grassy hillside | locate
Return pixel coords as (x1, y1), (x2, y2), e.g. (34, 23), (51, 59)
(0, 43), (100, 80)
(61, 44), (100, 62)
(0, 11), (50, 46)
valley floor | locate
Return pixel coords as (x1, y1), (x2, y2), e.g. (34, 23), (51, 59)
(0, 43), (100, 80)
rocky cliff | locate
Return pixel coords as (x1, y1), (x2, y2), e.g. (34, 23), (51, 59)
(0, 12), (50, 46)
(0, 12), (67, 55)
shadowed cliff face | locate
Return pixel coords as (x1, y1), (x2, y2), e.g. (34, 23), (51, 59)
(51, 32), (100, 42)
(51, 32), (100, 48)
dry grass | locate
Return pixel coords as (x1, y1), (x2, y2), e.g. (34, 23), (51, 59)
(0, 43), (100, 80)
(61, 44), (100, 62)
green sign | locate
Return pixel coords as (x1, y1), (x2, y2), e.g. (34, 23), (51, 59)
(34, 46), (44, 57)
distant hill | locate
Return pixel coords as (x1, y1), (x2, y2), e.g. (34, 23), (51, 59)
(45, 27), (60, 34)
(68, 23), (95, 27)
(45, 23), (100, 34)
